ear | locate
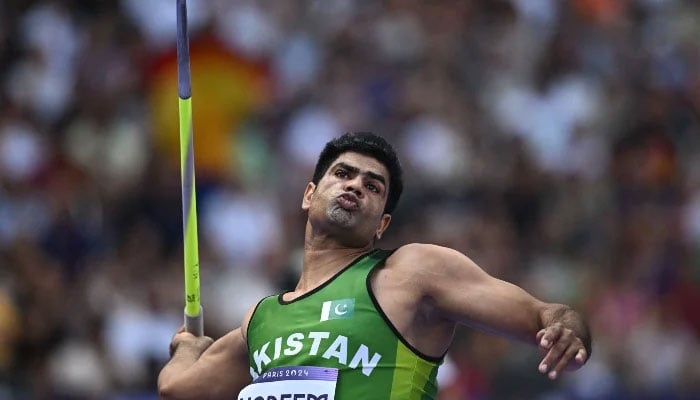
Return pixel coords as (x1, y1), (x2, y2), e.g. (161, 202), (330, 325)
(375, 213), (392, 240)
(301, 182), (316, 211)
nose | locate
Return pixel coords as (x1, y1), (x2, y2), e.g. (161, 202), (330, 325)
(344, 176), (364, 197)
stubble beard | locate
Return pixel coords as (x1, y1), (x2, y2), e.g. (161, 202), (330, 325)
(321, 201), (374, 247)
(326, 203), (355, 228)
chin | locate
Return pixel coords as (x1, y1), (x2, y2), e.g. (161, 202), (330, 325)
(326, 206), (356, 227)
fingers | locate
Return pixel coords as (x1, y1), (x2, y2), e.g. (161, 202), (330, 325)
(169, 326), (197, 357)
(169, 332), (214, 357)
(536, 327), (588, 379)
(537, 323), (563, 350)
(538, 336), (568, 377)
(170, 339), (179, 357)
(547, 344), (584, 379)
(574, 348), (587, 365)
(536, 329), (545, 344)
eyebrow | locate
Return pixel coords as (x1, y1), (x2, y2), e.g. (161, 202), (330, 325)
(333, 162), (387, 186)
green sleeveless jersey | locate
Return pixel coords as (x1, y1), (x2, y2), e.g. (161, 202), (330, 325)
(246, 249), (441, 399)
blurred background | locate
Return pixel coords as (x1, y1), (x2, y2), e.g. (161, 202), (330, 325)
(1, 0), (700, 399)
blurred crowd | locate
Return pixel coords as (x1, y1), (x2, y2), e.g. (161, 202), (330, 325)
(1, 0), (700, 399)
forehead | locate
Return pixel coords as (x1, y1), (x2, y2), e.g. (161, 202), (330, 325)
(330, 152), (389, 178)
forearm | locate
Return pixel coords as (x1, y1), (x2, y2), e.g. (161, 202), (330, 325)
(540, 304), (591, 356)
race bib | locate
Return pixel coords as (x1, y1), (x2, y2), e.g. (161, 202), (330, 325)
(238, 366), (338, 400)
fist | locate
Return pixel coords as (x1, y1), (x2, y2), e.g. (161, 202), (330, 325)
(536, 323), (588, 380)
(169, 325), (214, 357)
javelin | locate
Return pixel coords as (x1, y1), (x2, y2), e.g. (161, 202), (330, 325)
(176, 0), (203, 336)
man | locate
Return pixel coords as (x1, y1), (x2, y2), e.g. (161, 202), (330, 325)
(158, 132), (591, 399)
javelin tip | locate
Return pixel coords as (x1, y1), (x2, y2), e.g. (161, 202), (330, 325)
(176, 0), (192, 99)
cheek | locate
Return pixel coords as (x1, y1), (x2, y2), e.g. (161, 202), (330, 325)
(313, 189), (335, 210)
(371, 195), (387, 212)
(367, 201), (386, 221)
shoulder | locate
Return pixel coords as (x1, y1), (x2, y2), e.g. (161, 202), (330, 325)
(385, 243), (488, 290)
(384, 243), (468, 283)
(241, 294), (281, 342)
(387, 243), (465, 270)
(240, 296), (269, 343)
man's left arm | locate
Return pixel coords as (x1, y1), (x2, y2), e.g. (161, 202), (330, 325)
(403, 243), (591, 380)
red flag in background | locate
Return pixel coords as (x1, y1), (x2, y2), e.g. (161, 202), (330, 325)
(147, 35), (271, 178)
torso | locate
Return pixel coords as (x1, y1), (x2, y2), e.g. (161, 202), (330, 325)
(272, 245), (456, 358)
(244, 248), (446, 399)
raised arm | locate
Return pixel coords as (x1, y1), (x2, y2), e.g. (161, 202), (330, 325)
(400, 243), (591, 380)
(158, 326), (251, 399)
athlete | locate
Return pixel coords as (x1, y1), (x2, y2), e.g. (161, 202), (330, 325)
(158, 132), (591, 399)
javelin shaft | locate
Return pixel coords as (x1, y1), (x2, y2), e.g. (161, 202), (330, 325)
(176, 0), (203, 336)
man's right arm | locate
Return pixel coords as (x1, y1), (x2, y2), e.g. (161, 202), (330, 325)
(158, 327), (251, 400)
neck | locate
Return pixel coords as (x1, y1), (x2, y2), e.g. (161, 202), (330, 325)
(296, 221), (373, 292)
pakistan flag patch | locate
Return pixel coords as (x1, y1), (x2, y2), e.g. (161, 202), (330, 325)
(320, 298), (355, 321)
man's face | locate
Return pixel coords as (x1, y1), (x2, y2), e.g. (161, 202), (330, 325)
(302, 152), (392, 246)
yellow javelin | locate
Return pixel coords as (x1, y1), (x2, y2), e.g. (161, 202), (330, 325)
(176, 0), (202, 336)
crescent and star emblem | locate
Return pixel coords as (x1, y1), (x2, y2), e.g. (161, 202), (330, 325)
(334, 304), (348, 315)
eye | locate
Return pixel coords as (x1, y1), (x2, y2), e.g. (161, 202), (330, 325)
(335, 169), (348, 178)
(366, 183), (379, 193)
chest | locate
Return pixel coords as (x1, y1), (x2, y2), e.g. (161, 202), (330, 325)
(248, 293), (400, 380)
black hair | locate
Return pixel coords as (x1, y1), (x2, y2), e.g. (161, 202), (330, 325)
(312, 132), (403, 214)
